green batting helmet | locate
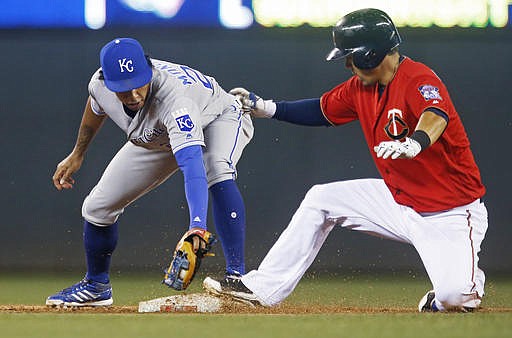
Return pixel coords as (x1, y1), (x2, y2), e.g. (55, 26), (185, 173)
(326, 8), (401, 69)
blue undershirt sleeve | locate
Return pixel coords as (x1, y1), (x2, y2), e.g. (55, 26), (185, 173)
(274, 98), (331, 126)
(174, 145), (208, 230)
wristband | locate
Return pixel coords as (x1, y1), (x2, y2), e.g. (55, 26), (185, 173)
(410, 130), (431, 151)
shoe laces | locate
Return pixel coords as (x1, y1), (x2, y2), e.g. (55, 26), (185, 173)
(59, 278), (110, 294)
(59, 278), (90, 294)
(222, 275), (252, 293)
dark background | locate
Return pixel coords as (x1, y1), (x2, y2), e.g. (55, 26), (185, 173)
(0, 27), (510, 277)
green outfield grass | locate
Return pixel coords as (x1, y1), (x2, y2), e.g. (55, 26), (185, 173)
(1, 271), (511, 338)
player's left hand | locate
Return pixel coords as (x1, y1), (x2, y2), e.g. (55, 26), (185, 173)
(374, 138), (421, 159)
(162, 228), (216, 291)
(230, 87), (276, 118)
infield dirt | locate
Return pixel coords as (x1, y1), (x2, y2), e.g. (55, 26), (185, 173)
(2, 304), (511, 314)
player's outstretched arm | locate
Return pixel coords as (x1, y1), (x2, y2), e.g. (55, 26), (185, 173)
(230, 87), (276, 118)
(162, 145), (214, 290)
(173, 145), (208, 230)
(230, 87), (330, 126)
(52, 96), (106, 190)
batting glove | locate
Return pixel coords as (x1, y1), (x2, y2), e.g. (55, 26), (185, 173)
(230, 87), (276, 118)
(374, 138), (422, 160)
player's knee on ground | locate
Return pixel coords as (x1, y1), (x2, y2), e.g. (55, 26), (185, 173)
(435, 285), (481, 310)
(203, 152), (236, 187)
(82, 194), (123, 226)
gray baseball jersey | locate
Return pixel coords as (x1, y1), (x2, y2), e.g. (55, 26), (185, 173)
(89, 59), (231, 153)
(82, 59), (254, 225)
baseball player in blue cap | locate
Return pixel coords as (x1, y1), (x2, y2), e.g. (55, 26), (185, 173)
(46, 38), (253, 306)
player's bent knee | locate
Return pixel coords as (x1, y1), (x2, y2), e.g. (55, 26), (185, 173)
(203, 155), (236, 186)
(82, 195), (122, 226)
(207, 173), (237, 187)
(303, 184), (325, 201)
(302, 184), (337, 207)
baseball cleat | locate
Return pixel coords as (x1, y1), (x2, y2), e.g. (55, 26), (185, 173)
(418, 290), (438, 312)
(46, 278), (113, 307)
(203, 275), (264, 307)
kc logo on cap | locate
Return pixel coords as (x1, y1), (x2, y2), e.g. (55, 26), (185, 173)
(118, 58), (134, 73)
(100, 38), (152, 92)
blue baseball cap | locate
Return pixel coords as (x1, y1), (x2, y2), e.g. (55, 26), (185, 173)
(100, 38), (152, 92)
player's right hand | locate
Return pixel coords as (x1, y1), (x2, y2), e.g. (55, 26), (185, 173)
(374, 138), (421, 160)
(52, 153), (84, 190)
(230, 87), (276, 118)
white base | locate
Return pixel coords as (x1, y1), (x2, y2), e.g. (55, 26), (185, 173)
(138, 293), (223, 313)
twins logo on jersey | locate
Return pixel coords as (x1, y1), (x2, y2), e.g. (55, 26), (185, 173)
(384, 108), (409, 140)
(172, 108), (195, 132)
(419, 85), (442, 101)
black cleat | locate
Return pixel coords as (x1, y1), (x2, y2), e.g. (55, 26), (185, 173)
(418, 290), (438, 312)
(203, 275), (264, 306)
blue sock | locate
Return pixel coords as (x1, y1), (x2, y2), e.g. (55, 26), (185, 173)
(209, 180), (246, 275)
(84, 220), (118, 284)
(432, 299), (440, 311)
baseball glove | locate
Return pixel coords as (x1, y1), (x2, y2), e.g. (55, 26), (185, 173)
(163, 228), (216, 291)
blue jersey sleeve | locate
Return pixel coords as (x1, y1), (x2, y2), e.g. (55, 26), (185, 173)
(274, 98), (331, 126)
(174, 145), (208, 230)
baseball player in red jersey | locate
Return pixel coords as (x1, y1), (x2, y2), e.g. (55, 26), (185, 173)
(203, 8), (488, 312)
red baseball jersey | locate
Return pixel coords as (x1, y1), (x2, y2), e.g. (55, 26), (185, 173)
(320, 56), (485, 212)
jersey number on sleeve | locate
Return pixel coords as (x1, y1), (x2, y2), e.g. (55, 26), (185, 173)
(154, 61), (213, 91)
(179, 66), (213, 90)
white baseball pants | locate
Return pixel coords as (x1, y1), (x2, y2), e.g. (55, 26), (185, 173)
(242, 179), (488, 310)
